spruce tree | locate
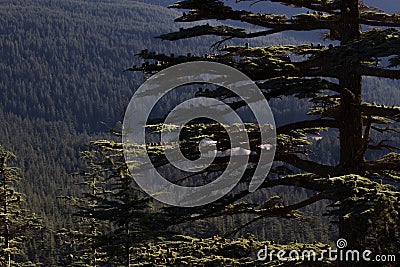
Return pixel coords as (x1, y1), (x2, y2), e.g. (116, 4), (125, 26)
(127, 0), (400, 260)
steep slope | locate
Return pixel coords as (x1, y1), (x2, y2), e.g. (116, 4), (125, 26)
(0, 1), (196, 263)
(0, 0), (183, 131)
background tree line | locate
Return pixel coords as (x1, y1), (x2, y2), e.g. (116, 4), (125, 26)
(0, 0), (399, 266)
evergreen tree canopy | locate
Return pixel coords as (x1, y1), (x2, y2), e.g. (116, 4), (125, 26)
(127, 0), (400, 258)
(59, 139), (169, 267)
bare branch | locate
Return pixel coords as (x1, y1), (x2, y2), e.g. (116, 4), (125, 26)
(277, 119), (338, 135)
(275, 154), (337, 176)
(356, 116), (372, 159)
(360, 19), (400, 27)
(357, 65), (400, 79)
(371, 126), (400, 134)
(361, 104), (400, 122)
(368, 140), (400, 151)
(225, 192), (333, 237)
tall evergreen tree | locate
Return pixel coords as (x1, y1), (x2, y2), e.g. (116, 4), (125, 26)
(60, 138), (167, 267)
(0, 145), (41, 267)
(127, 0), (400, 261)
(57, 147), (107, 267)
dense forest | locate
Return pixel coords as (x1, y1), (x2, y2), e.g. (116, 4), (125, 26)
(0, 0), (399, 266)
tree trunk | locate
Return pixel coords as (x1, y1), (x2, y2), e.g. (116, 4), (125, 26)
(339, 0), (362, 168)
(338, 1), (364, 265)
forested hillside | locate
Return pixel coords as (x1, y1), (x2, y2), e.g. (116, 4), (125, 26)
(0, 0), (195, 263)
(0, 0), (399, 265)
(1, 0), (182, 130)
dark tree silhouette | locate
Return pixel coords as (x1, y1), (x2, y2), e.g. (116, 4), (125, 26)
(126, 0), (400, 264)
(59, 139), (168, 267)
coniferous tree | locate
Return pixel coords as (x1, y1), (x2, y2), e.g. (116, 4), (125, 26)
(61, 139), (167, 267)
(0, 145), (41, 267)
(58, 144), (111, 267)
(127, 0), (400, 261)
